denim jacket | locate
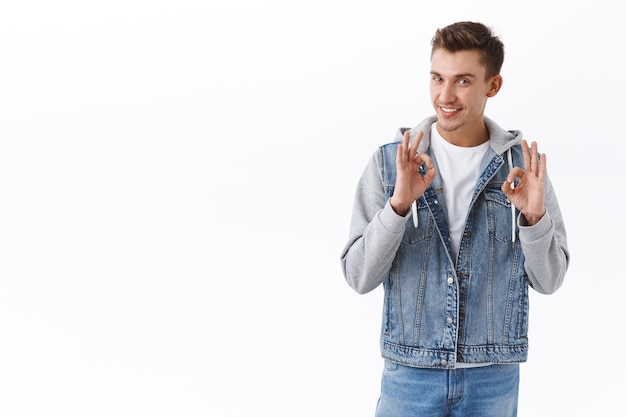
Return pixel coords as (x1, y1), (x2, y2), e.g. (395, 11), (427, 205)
(340, 116), (569, 369)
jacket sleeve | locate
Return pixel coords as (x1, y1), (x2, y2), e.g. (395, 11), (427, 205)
(518, 176), (570, 294)
(340, 150), (408, 294)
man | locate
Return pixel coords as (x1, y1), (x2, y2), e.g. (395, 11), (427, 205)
(340, 21), (569, 416)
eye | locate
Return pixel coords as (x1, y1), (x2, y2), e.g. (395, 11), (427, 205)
(432, 75), (442, 82)
(458, 78), (470, 85)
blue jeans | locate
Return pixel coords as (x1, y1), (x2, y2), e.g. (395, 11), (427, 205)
(375, 361), (519, 417)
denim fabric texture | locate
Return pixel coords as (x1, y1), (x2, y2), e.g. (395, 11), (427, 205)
(375, 361), (519, 417)
(378, 140), (529, 369)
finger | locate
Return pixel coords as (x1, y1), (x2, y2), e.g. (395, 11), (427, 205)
(530, 141), (539, 174)
(501, 167), (523, 195)
(416, 151), (434, 169)
(396, 134), (406, 163)
(521, 139), (531, 172)
(538, 152), (547, 182)
(409, 130), (424, 158)
(423, 164), (437, 184)
(501, 180), (513, 196)
(398, 131), (410, 162)
(505, 167), (525, 186)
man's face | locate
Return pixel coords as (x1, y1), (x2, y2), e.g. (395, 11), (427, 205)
(430, 48), (500, 136)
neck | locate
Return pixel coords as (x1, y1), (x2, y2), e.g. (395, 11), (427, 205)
(436, 122), (489, 147)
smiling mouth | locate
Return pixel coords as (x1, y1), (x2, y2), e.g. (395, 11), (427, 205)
(440, 106), (460, 114)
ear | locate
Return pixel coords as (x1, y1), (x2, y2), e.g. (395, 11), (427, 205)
(486, 75), (503, 97)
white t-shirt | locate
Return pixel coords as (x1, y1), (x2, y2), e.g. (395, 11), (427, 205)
(429, 123), (490, 259)
(430, 123), (493, 369)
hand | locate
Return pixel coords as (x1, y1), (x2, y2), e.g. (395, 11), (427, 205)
(501, 139), (546, 225)
(389, 130), (436, 215)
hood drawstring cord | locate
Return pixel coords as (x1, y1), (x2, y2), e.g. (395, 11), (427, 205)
(506, 148), (516, 246)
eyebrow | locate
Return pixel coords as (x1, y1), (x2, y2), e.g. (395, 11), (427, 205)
(430, 71), (477, 79)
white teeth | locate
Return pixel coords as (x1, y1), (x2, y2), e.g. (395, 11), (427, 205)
(441, 107), (458, 113)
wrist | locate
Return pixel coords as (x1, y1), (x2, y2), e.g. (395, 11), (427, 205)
(523, 209), (546, 226)
(389, 198), (411, 216)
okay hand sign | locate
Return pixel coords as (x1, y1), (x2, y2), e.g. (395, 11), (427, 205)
(501, 139), (547, 225)
(389, 130), (436, 216)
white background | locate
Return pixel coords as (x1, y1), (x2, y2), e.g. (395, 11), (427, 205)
(0, 1), (622, 416)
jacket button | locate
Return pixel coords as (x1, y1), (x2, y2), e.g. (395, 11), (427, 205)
(441, 359), (448, 366)
(447, 277), (454, 284)
(446, 317), (453, 324)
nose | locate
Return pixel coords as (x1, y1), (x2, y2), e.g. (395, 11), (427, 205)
(439, 81), (456, 103)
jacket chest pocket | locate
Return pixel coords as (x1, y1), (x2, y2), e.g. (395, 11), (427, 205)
(484, 187), (515, 244)
(401, 198), (434, 245)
